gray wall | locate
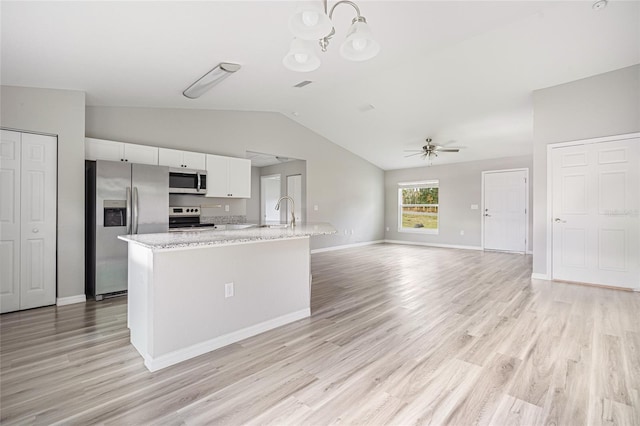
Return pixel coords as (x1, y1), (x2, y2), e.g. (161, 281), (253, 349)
(532, 65), (640, 276)
(252, 160), (307, 224)
(385, 155), (533, 249)
(1, 85), (86, 299)
(86, 106), (385, 249)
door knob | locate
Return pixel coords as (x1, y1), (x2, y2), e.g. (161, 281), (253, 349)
(484, 213), (491, 217)
(554, 218), (566, 223)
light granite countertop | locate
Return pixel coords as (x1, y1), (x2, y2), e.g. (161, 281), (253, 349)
(118, 223), (336, 251)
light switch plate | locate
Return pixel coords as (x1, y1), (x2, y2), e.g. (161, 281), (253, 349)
(225, 282), (234, 298)
(471, 204), (479, 210)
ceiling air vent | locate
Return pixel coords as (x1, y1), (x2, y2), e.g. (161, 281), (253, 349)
(293, 80), (313, 88)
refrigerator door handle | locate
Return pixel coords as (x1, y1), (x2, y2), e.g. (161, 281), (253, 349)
(133, 186), (139, 234)
(126, 187), (132, 234)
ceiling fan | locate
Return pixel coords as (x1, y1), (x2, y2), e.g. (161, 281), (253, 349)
(404, 138), (461, 159)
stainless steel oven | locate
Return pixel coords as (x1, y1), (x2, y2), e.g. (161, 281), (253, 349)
(168, 206), (216, 231)
(169, 168), (207, 194)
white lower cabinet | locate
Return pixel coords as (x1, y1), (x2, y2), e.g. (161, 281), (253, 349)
(1, 130), (57, 313)
(206, 154), (251, 198)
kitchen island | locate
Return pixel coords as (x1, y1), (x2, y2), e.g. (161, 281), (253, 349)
(118, 223), (336, 371)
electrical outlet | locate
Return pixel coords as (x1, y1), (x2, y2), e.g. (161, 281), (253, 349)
(314, 205), (318, 211)
(350, 229), (354, 235)
(460, 230), (465, 236)
(386, 227), (390, 232)
(224, 205), (230, 212)
(224, 282), (234, 298)
(344, 229), (348, 235)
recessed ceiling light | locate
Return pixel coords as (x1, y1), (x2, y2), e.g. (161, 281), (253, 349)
(592, 0), (608, 10)
(292, 112), (300, 116)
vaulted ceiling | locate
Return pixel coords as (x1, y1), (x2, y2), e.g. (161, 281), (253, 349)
(2, 1), (638, 170)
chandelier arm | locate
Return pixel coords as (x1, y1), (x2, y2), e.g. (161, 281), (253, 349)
(328, 0), (362, 19)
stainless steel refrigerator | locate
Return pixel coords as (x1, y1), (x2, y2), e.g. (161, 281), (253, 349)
(86, 160), (169, 300)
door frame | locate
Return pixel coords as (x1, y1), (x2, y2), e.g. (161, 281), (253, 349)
(480, 168), (529, 253)
(546, 132), (640, 284)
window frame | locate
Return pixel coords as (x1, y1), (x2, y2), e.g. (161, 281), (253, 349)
(397, 180), (439, 235)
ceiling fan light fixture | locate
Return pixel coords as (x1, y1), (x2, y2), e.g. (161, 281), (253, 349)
(283, 38), (321, 72)
(339, 18), (380, 61)
(289, 4), (333, 40)
(183, 62), (241, 99)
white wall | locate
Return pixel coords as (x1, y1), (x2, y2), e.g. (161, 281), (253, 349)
(385, 155), (533, 249)
(532, 65), (640, 276)
(1, 85), (86, 299)
(86, 106), (385, 249)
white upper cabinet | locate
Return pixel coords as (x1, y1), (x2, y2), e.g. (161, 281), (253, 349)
(158, 148), (206, 170)
(85, 138), (158, 165)
(206, 154), (251, 198)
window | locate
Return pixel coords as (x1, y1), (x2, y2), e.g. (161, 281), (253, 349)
(398, 180), (439, 234)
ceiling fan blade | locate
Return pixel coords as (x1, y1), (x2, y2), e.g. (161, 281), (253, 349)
(404, 152), (424, 158)
(403, 149), (424, 153)
(436, 148), (460, 152)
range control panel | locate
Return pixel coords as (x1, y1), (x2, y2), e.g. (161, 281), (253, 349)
(169, 206), (200, 217)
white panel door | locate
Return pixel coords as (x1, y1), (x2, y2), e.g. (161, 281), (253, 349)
(20, 133), (57, 309)
(261, 174), (281, 223)
(552, 138), (639, 289)
(0, 130), (22, 313)
(483, 169), (528, 252)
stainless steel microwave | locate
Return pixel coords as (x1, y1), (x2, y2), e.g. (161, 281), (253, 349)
(169, 168), (207, 194)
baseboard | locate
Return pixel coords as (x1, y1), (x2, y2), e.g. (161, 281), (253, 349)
(56, 294), (86, 306)
(311, 240), (384, 254)
(531, 273), (551, 280)
(144, 308), (311, 372)
(384, 239), (483, 251)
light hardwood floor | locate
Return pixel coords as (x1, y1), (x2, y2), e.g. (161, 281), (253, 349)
(1, 243), (639, 425)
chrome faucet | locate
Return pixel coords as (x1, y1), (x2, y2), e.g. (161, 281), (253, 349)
(275, 196), (296, 227)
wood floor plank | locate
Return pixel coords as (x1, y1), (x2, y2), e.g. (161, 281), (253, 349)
(1, 243), (638, 424)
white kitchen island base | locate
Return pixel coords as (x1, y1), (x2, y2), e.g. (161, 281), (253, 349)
(126, 236), (312, 371)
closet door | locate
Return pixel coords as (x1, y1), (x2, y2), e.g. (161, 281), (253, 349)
(0, 130), (22, 313)
(20, 133), (57, 310)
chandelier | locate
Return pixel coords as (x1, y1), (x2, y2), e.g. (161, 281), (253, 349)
(283, 0), (380, 72)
